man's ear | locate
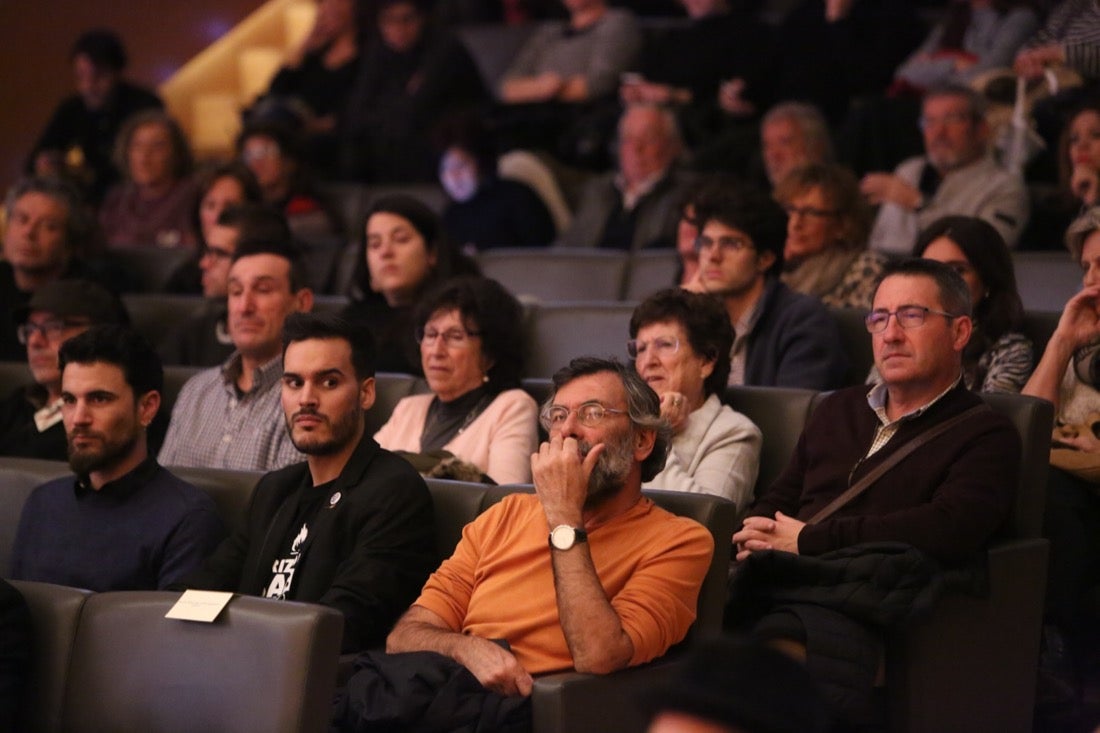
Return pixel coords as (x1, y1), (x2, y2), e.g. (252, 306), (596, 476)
(294, 287), (315, 313)
(756, 249), (776, 275)
(359, 376), (376, 411)
(952, 314), (973, 353)
(137, 390), (161, 428)
(632, 427), (657, 462)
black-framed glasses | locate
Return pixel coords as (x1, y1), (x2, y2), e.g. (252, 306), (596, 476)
(864, 306), (959, 334)
(627, 336), (680, 359)
(540, 402), (628, 431)
(415, 327), (481, 348)
(694, 234), (754, 253)
(17, 318), (89, 345)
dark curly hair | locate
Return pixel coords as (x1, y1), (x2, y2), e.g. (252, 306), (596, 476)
(693, 181), (787, 276)
(629, 288), (733, 397)
(414, 276), (525, 394)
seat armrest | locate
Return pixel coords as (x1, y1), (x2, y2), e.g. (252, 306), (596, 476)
(531, 659), (676, 733)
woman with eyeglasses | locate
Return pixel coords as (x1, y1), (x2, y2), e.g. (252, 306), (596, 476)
(374, 276), (538, 484)
(236, 120), (342, 244)
(773, 163), (886, 310)
(628, 288), (761, 512)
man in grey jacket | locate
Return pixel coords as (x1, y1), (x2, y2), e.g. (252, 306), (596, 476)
(861, 84), (1028, 255)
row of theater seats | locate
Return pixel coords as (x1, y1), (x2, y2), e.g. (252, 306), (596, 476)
(0, 386), (1055, 732)
(0, 458), (732, 733)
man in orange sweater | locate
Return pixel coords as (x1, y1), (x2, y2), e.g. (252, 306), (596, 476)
(386, 357), (713, 694)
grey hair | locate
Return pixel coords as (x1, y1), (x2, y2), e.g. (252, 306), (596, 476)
(621, 103), (685, 158)
(4, 176), (90, 252)
(761, 101), (834, 165)
(547, 357), (672, 482)
(1066, 206), (1100, 262)
(923, 83), (987, 121)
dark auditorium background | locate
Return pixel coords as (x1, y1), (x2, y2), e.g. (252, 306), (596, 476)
(0, 0), (260, 187)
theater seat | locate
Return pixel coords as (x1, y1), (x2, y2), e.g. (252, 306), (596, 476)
(478, 249), (629, 303)
(59, 592), (342, 733)
(0, 458), (72, 575)
(483, 483), (735, 733)
(885, 392), (1053, 733)
(9, 580), (91, 733)
(722, 385), (819, 499)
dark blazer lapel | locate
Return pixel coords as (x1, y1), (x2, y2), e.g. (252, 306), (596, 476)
(292, 435), (381, 569)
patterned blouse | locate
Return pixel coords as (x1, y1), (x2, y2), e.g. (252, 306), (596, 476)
(970, 331), (1034, 394)
(819, 251), (890, 310)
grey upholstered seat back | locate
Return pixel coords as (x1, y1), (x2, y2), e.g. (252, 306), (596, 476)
(9, 580), (91, 733)
(980, 392), (1053, 540)
(60, 592), (342, 733)
(722, 385), (819, 499)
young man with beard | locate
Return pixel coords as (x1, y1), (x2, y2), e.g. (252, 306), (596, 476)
(180, 313), (437, 653)
(10, 326), (224, 590)
(384, 357), (713, 695)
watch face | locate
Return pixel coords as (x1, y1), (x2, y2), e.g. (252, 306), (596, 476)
(550, 525), (576, 550)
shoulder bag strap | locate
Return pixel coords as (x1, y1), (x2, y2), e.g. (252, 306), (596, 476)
(807, 403), (989, 526)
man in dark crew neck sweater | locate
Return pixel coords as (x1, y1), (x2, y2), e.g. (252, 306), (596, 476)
(180, 312), (437, 653)
(10, 326), (224, 590)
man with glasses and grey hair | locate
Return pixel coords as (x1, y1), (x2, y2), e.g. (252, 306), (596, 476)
(380, 357), (712, 705)
(861, 84), (1029, 255)
(730, 258), (1020, 728)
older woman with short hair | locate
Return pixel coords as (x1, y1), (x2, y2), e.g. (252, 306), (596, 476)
(774, 163), (886, 310)
(374, 276), (538, 484)
(629, 288), (761, 512)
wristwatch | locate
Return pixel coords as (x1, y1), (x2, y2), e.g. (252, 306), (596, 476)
(548, 524), (588, 551)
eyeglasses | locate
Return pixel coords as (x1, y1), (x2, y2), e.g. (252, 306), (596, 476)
(783, 204), (838, 219)
(17, 318), (89, 344)
(242, 142), (281, 162)
(694, 235), (754, 253)
(415, 327), (481, 348)
(201, 244), (234, 261)
(864, 306), (959, 334)
(627, 335), (680, 359)
(540, 402), (628, 431)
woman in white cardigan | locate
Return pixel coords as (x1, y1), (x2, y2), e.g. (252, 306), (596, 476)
(630, 288), (762, 513)
(374, 276), (537, 484)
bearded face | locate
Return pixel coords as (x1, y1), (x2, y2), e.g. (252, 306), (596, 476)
(580, 424), (636, 510)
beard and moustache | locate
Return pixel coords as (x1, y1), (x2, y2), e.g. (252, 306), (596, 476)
(580, 426), (637, 510)
(286, 404), (363, 456)
(67, 424), (142, 476)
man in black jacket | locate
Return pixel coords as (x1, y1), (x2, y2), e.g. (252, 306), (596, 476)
(181, 312), (437, 652)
